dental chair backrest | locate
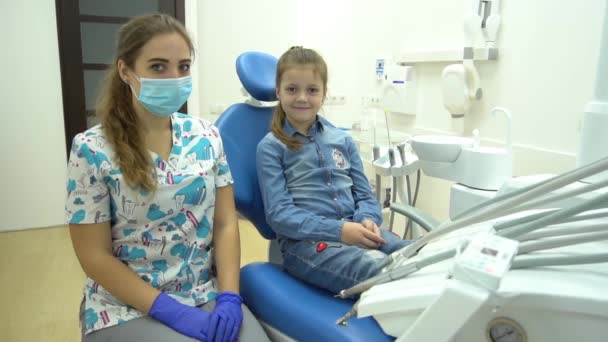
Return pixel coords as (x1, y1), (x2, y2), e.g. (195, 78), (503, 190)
(215, 51), (277, 240)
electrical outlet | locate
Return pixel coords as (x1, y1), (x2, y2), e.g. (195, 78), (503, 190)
(326, 94), (347, 106)
(368, 96), (381, 108)
(209, 104), (225, 115)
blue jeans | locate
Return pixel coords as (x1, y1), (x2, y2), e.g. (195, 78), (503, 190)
(280, 229), (411, 294)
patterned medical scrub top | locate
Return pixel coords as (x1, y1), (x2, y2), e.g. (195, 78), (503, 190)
(65, 113), (233, 335)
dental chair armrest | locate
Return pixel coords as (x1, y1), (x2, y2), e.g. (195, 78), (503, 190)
(390, 203), (439, 232)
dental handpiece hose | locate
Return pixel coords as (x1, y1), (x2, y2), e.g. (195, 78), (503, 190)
(517, 230), (608, 254)
(339, 251), (608, 325)
(499, 191), (608, 240)
(335, 299), (360, 326)
(455, 155), (608, 221)
(340, 214), (608, 300)
(519, 222), (608, 241)
(512, 253), (608, 269)
(373, 145), (381, 202)
(497, 178), (608, 222)
(397, 143), (406, 165)
(338, 248), (457, 299)
(388, 147), (396, 166)
(372, 106), (381, 201)
(395, 155), (608, 260)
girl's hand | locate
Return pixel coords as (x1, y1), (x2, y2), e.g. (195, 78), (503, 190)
(340, 222), (386, 249)
(360, 219), (381, 238)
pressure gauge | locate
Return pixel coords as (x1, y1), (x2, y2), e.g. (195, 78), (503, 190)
(486, 317), (527, 342)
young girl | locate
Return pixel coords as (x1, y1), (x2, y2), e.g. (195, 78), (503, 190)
(256, 46), (410, 294)
(66, 14), (268, 342)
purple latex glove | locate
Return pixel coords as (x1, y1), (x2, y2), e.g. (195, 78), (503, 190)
(148, 292), (211, 341)
(207, 291), (243, 342)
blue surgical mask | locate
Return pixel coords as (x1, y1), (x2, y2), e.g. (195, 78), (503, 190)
(130, 74), (192, 117)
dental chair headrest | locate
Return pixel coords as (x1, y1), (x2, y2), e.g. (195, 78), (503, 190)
(236, 51), (278, 102)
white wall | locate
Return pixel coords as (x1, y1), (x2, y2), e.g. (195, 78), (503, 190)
(1, 0), (67, 231)
(196, 0), (606, 221)
(196, 0), (294, 122)
(185, 0), (201, 117)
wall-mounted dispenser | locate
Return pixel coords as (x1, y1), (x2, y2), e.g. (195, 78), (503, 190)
(441, 61), (482, 133)
(381, 64), (416, 115)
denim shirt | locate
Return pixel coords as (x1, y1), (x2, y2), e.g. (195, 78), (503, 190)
(256, 115), (382, 243)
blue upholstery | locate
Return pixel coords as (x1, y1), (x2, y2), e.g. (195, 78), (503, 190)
(236, 51), (278, 102)
(215, 102), (276, 239)
(241, 263), (393, 342)
(215, 51), (393, 341)
(216, 51), (277, 240)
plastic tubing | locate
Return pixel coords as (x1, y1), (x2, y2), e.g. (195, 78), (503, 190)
(394, 156), (608, 259)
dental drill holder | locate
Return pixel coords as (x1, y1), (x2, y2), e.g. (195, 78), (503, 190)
(373, 143), (420, 177)
(410, 107), (513, 191)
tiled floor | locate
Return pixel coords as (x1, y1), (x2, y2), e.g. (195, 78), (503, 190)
(0, 220), (268, 342)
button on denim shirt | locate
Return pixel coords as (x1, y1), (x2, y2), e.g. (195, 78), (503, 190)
(256, 115), (382, 243)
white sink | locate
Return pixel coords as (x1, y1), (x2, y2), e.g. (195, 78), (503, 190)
(410, 135), (474, 163)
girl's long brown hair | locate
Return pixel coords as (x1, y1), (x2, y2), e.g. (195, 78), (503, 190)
(96, 14), (194, 193)
(271, 46), (328, 151)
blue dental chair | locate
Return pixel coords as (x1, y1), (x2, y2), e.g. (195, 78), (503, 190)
(215, 51), (393, 341)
